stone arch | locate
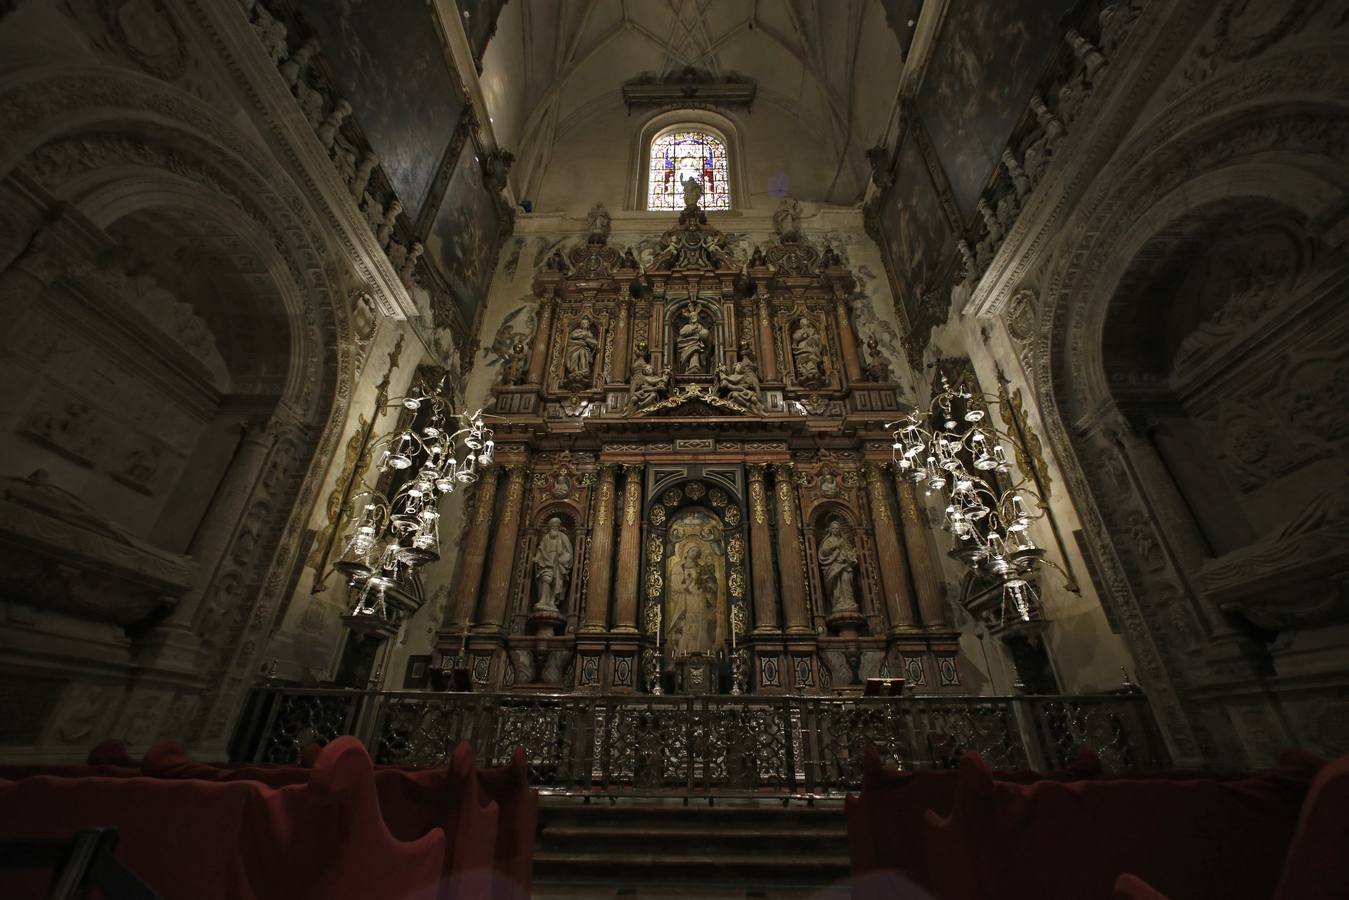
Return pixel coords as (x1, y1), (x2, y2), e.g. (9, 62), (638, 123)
(0, 63), (360, 748)
(1029, 52), (1349, 764)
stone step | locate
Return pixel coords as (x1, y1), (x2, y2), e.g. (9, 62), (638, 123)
(534, 798), (852, 892)
(540, 825), (847, 844)
(533, 850), (851, 883)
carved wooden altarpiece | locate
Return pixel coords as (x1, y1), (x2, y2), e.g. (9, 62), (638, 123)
(437, 210), (962, 696)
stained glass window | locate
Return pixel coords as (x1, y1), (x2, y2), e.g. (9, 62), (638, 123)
(647, 129), (731, 211)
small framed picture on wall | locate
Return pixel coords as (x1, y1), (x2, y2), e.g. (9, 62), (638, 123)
(403, 654), (432, 690)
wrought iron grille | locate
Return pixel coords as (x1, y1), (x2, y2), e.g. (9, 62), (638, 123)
(235, 689), (1168, 795)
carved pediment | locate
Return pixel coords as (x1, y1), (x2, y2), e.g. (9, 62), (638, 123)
(622, 67), (757, 111)
(765, 240), (821, 277)
(567, 242), (624, 279)
(651, 221), (738, 272)
(631, 384), (751, 418)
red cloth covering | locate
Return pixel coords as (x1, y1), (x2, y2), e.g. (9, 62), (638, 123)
(473, 747), (539, 899)
(846, 747), (1105, 889)
(87, 738), (137, 767)
(1272, 754), (1349, 899)
(0, 737), (446, 900)
(924, 751), (1316, 900)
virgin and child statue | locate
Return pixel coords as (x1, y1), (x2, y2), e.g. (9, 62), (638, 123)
(667, 544), (719, 657)
(677, 306), (712, 374)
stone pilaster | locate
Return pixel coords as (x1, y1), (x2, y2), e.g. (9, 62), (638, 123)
(612, 464), (644, 632)
(581, 464), (617, 632)
(477, 463), (527, 631)
(865, 463), (916, 632)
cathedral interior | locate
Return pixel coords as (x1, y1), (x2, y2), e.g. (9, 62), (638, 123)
(1, 0), (1348, 897)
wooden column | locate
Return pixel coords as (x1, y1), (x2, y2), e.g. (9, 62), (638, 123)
(477, 463), (527, 631)
(612, 464), (644, 632)
(747, 464), (780, 633)
(865, 463), (916, 631)
(894, 467), (948, 626)
(834, 293), (864, 382)
(650, 300), (666, 371)
(722, 297), (738, 367)
(756, 296), (778, 381)
(525, 295), (554, 385)
(612, 297), (632, 384)
(581, 464), (618, 632)
(447, 466), (501, 627)
(772, 463), (811, 634)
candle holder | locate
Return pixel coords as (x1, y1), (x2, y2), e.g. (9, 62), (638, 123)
(643, 647), (663, 695)
(730, 647), (749, 695)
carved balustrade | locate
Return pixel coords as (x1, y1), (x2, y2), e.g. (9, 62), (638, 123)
(236, 687), (1169, 795)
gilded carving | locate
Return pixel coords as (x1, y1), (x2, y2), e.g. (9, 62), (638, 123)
(727, 534), (745, 564)
(750, 479), (767, 525)
(650, 504), (667, 527)
(865, 465), (891, 524)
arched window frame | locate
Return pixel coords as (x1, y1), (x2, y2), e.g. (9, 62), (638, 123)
(629, 110), (750, 212)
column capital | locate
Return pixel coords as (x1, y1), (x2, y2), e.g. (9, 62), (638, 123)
(747, 462), (768, 481)
(621, 462), (644, 478)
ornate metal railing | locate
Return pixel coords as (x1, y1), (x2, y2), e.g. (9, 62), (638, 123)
(232, 689), (1167, 796)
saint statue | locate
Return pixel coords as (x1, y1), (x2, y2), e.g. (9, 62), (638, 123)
(773, 197), (802, 241)
(629, 359), (670, 412)
(668, 545), (717, 657)
(676, 306), (712, 374)
(681, 175), (703, 210)
(563, 315), (598, 384)
(532, 518), (573, 613)
(791, 319), (825, 384)
(864, 334), (893, 382)
(717, 354), (763, 414)
(818, 521), (860, 614)
(585, 202), (611, 244)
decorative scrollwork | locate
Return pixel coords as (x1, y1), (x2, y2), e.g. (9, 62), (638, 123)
(650, 505), (667, 527)
(727, 534), (745, 564)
